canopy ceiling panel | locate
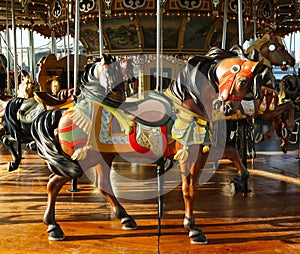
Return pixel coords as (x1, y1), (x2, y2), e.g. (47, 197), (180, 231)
(0, 0), (299, 55)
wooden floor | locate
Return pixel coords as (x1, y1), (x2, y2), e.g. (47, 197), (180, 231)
(1, 136), (300, 254)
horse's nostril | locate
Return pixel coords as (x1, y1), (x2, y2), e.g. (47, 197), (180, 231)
(213, 100), (222, 110)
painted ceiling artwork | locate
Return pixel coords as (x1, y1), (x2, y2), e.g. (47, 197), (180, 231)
(0, 0), (299, 55)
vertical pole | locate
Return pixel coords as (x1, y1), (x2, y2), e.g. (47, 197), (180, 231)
(73, 0), (80, 95)
(156, 0), (162, 93)
(11, 0), (18, 93)
(98, 0), (104, 57)
(253, 1), (257, 40)
(28, 29), (35, 79)
(221, 0), (228, 49)
(51, 31), (57, 55)
(238, 0), (244, 46)
(5, 29), (10, 92)
(66, 0), (70, 89)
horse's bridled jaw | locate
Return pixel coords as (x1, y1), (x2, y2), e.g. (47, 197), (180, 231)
(213, 99), (237, 116)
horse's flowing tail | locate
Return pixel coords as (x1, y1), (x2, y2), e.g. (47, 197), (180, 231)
(3, 97), (25, 140)
(31, 108), (82, 179)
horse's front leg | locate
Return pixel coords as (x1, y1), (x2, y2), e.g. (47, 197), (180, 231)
(94, 154), (137, 230)
(222, 145), (251, 194)
(43, 173), (70, 240)
(1, 135), (21, 171)
(180, 145), (208, 244)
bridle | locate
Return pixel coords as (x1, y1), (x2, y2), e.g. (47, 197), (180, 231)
(217, 59), (255, 102)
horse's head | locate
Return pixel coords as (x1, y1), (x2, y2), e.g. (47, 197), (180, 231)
(249, 33), (295, 71)
(118, 57), (135, 83)
(213, 57), (265, 116)
(17, 73), (36, 99)
(81, 54), (131, 105)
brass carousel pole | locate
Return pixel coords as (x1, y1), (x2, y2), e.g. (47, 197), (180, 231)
(156, 1), (164, 253)
(11, 0), (18, 93)
(253, 0), (258, 40)
(155, 0), (163, 93)
(98, 0), (103, 56)
(68, 0), (81, 193)
(5, 0), (10, 93)
(28, 26), (35, 79)
(73, 0), (80, 96)
(221, 0), (228, 49)
(238, 0), (244, 45)
(66, 0), (70, 89)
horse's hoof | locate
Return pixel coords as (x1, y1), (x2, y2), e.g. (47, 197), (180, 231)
(281, 146), (288, 154)
(121, 216), (137, 230)
(7, 162), (19, 172)
(189, 229), (208, 245)
(230, 178), (251, 195)
(47, 224), (65, 241)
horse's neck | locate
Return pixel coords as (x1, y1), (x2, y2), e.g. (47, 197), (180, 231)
(165, 85), (206, 119)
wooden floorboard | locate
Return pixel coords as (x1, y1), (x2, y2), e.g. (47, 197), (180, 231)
(1, 141), (300, 254)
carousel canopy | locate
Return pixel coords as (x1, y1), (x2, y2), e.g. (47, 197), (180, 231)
(0, 0), (299, 55)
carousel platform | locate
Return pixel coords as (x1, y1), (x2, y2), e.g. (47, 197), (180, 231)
(0, 133), (300, 254)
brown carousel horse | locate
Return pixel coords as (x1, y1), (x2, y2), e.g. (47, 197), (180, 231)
(246, 33), (295, 153)
(31, 49), (266, 244)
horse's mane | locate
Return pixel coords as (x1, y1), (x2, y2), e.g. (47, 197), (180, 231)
(206, 45), (249, 60)
(79, 54), (125, 107)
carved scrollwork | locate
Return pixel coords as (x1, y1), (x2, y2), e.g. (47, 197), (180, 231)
(79, 0), (95, 12)
(229, 0), (245, 13)
(178, 0), (202, 10)
(53, 0), (62, 18)
(261, 0), (272, 19)
(123, 0), (146, 9)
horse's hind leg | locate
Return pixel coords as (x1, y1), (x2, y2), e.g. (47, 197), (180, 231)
(180, 145), (208, 244)
(43, 173), (70, 240)
(94, 154), (137, 230)
(1, 136), (21, 171)
(222, 145), (251, 195)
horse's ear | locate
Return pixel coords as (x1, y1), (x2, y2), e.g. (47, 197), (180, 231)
(248, 49), (260, 62)
(252, 63), (270, 99)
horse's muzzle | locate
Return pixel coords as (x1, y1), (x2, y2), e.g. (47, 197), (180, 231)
(213, 99), (236, 116)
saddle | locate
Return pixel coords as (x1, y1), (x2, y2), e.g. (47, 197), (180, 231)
(118, 91), (172, 127)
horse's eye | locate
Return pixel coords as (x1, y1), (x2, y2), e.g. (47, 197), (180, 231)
(231, 64), (240, 73)
(238, 79), (247, 87)
(269, 44), (276, 51)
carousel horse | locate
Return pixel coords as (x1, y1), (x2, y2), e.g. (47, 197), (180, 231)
(246, 32), (295, 153)
(1, 55), (135, 172)
(279, 73), (300, 110)
(1, 73), (73, 171)
(31, 50), (265, 244)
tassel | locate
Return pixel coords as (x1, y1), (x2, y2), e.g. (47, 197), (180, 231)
(269, 93), (276, 111)
(202, 145), (210, 154)
(174, 146), (189, 163)
(259, 95), (267, 112)
(71, 145), (92, 160)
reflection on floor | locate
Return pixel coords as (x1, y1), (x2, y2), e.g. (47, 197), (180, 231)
(1, 131), (300, 254)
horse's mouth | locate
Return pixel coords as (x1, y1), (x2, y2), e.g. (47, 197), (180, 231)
(281, 60), (295, 71)
(280, 64), (288, 71)
(213, 99), (237, 116)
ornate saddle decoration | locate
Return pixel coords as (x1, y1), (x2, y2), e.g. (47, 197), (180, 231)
(257, 86), (278, 114)
(18, 98), (44, 124)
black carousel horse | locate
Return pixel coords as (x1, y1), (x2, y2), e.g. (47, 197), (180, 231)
(31, 49), (266, 244)
(1, 55), (135, 172)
